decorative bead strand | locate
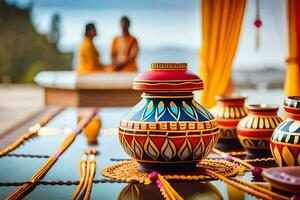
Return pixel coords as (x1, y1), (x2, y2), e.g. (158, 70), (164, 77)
(212, 148), (255, 170)
(5, 108), (98, 200)
(160, 187), (172, 200)
(0, 179), (122, 187)
(158, 174), (183, 200)
(0, 131), (37, 157)
(146, 171), (184, 200)
(213, 148), (265, 180)
(233, 177), (289, 200)
(71, 155), (87, 200)
(83, 154), (97, 200)
(0, 108), (64, 157)
(211, 149), (289, 200)
(244, 157), (275, 163)
(206, 169), (272, 200)
(3, 153), (50, 158)
(225, 151), (247, 156)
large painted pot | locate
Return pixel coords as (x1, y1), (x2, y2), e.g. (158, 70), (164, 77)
(270, 96), (300, 166)
(210, 95), (247, 151)
(118, 63), (219, 172)
(237, 104), (282, 158)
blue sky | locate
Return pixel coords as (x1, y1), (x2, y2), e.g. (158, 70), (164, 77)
(29, 0), (197, 10)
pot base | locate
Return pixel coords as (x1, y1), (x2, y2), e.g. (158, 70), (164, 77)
(138, 161), (198, 173)
(215, 139), (244, 152)
(245, 149), (272, 159)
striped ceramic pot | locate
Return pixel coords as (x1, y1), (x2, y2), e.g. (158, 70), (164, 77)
(210, 95), (247, 150)
(270, 96), (300, 166)
(119, 63), (219, 172)
(237, 105), (282, 158)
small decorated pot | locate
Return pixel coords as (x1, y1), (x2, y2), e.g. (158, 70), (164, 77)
(270, 96), (300, 166)
(210, 95), (247, 151)
(83, 117), (101, 145)
(118, 63), (219, 172)
(237, 104), (282, 158)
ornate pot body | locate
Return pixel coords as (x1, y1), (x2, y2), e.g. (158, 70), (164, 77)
(271, 97), (300, 166)
(237, 105), (282, 158)
(118, 63), (219, 172)
(210, 95), (247, 151)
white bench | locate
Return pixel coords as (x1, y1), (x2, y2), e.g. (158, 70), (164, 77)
(35, 71), (141, 107)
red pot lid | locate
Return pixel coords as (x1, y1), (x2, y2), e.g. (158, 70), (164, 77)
(247, 104), (279, 115)
(216, 94), (246, 106)
(133, 63), (203, 92)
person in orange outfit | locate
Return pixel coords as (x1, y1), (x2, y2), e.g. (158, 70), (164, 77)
(110, 16), (139, 72)
(77, 23), (104, 74)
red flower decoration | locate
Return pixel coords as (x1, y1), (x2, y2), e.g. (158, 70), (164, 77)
(254, 18), (262, 28)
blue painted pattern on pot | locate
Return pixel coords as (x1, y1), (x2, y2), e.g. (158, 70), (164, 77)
(123, 97), (215, 122)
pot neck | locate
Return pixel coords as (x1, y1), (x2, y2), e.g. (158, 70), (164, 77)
(284, 96), (300, 120)
(284, 106), (300, 120)
(247, 105), (279, 116)
(142, 92), (194, 99)
(216, 95), (246, 106)
(248, 109), (278, 116)
(217, 99), (245, 106)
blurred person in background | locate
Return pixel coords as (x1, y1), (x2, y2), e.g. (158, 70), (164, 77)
(77, 23), (104, 74)
(110, 16), (139, 72)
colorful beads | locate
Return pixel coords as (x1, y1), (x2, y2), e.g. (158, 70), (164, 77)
(226, 155), (233, 162)
(252, 167), (263, 178)
(149, 171), (159, 182)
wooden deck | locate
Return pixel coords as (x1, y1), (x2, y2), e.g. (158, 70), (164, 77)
(0, 84), (285, 137)
(0, 84), (44, 136)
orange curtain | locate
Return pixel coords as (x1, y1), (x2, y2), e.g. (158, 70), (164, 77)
(199, 0), (246, 108)
(285, 0), (300, 96)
